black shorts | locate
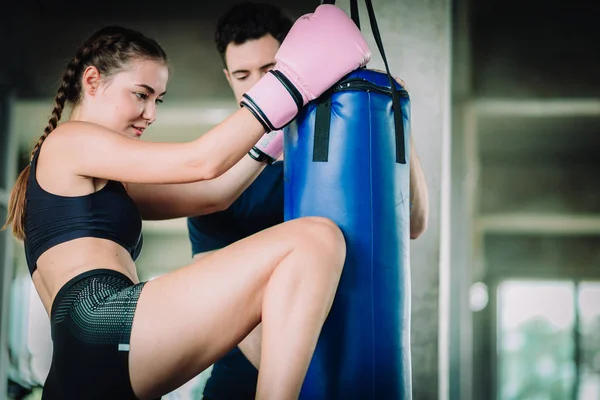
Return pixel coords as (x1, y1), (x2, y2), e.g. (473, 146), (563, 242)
(42, 269), (147, 400)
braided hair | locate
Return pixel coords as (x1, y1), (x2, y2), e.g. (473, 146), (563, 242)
(3, 26), (167, 240)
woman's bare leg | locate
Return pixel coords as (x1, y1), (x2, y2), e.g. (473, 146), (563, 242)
(127, 216), (345, 399)
(238, 325), (262, 368)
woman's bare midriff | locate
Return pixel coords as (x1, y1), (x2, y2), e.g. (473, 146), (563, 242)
(32, 237), (140, 316)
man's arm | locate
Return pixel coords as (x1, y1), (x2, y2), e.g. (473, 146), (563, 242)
(409, 136), (428, 239)
(390, 75), (428, 239)
(127, 155), (267, 221)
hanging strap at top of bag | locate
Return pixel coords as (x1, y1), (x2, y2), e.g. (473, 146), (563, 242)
(318, 0), (406, 164)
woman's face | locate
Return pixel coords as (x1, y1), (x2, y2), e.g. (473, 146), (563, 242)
(84, 59), (169, 139)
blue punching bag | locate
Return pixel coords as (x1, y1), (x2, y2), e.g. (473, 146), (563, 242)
(284, 2), (412, 398)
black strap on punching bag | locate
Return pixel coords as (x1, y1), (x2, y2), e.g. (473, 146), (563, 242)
(315, 0), (406, 164)
(313, 95), (332, 162)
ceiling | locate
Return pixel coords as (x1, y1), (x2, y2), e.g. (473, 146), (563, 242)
(469, 0), (600, 98)
(4, 0), (320, 101)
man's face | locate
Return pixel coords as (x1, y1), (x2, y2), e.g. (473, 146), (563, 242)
(223, 34), (280, 103)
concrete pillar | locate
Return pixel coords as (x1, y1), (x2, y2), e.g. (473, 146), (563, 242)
(448, 0), (475, 399)
(335, 1), (452, 398)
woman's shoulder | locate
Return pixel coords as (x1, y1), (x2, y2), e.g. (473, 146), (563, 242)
(44, 121), (117, 150)
(52, 120), (112, 137)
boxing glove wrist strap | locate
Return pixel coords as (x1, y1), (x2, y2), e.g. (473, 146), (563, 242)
(248, 129), (283, 164)
(270, 70), (304, 110)
(248, 146), (275, 164)
(241, 70), (304, 131)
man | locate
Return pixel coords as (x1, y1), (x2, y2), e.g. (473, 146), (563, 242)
(187, 2), (429, 399)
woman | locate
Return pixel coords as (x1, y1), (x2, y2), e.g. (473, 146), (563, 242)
(2, 5), (370, 400)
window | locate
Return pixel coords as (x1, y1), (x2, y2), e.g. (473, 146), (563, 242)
(578, 283), (600, 399)
(497, 280), (600, 400)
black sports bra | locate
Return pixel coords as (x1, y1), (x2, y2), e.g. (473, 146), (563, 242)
(23, 145), (143, 275)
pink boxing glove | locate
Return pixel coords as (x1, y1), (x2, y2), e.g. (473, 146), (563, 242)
(248, 129), (283, 164)
(241, 4), (371, 131)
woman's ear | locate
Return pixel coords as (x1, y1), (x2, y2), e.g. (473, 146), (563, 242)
(81, 66), (102, 96)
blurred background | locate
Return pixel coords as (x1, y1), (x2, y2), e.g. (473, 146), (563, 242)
(1, 0), (599, 399)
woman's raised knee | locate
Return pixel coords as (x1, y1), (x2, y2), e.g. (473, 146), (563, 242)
(294, 216), (346, 263)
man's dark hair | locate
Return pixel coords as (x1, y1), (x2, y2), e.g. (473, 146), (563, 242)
(215, 2), (294, 65)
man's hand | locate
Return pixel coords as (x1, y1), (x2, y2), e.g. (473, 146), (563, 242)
(370, 70), (428, 238)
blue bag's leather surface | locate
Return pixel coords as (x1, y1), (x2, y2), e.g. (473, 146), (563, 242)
(284, 68), (412, 399)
